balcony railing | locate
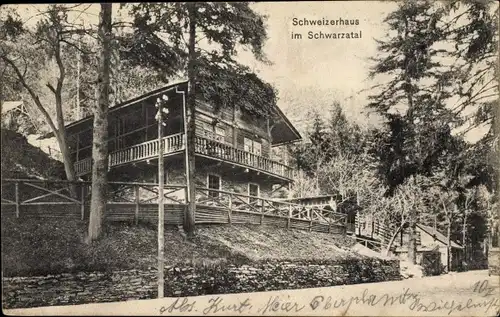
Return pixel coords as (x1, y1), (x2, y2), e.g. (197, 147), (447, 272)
(73, 133), (293, 180)
(74, 133), (185, 176)
(109, 132), (185, 167)
(195, 137), (293, 179)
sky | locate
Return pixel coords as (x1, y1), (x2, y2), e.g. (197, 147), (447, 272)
(6, 2), (492, 142)
(240, 1), (397, 131)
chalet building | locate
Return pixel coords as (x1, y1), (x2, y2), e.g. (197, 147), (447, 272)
(392, 223), (464, 272)
(63, 80), (301, 202)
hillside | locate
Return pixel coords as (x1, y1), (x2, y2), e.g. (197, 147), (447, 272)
(2, 217), (361, 277)
(0, 129), (65, 179)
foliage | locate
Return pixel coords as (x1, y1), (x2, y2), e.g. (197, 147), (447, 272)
(288, 103), (387, 220)
(288, 0), (497, 262)
(125, 2), (275, 116)
(444, 0), (498, 133)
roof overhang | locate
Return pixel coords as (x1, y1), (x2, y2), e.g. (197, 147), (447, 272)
(270, 105), (302, 146)
(43, 80), (189, 138)
(1, 101), (24, 113)
(417, 224), (463, 249)
(43, 79), (302, 146)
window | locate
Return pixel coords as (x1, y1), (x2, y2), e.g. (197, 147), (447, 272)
(248, 183), (259, 205)
(253, 141), (262, 156)
(207, 174), (221, 198)
(199, 122), (225, 143)
(204, 123), (226, 142)
(244, 137), (262, 155)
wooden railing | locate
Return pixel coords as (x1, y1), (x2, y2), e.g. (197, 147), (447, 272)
(74, 159), (92, 176)
(109, 133), (184, 167)
(355, 214), (392, 241)
(74, 133), (185, 176)
(355, 236), (383, 253)
(195, 136), (293, 179)
(1, 179), (347, 235)
(74, 133), (293, 179)
(195, 187), (347, 231)
(0, 179), (186, 223)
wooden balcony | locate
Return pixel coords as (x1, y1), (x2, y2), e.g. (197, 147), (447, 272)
(195, 137), (293, 180)
(74, 133), (185, 176)
(74, 133), (293, 180)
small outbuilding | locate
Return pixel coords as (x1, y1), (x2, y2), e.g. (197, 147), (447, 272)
(392, 223), (464, 273)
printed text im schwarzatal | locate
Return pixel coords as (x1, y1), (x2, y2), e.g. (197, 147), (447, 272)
(291, 17), (362, 40)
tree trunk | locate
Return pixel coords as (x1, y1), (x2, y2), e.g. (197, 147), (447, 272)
(52, 39), (77, 194)
(462, 212), (467, 263)
(401, 14), (418, 265)
(447, 219), (452, 272)
(55, 130), (78, 196)
(384, 221), (406, 257)
(57, 133), (77, 182)
(184, 3), (197, 237)
(87, 3), (112, 242)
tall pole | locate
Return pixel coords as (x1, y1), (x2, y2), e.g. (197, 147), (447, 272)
(76, 19), (83, 120)
(156, 96), (166, 298)
(76, 40), (81, 120)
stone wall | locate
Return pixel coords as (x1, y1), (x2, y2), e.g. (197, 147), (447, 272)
(3, 259), (401, 309)
(2, 270), (157, 309)
(164, 259), (401, 297)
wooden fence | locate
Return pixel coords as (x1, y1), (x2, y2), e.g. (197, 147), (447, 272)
(0, 179), (347, 235)
(195, 187), (347, 234)
(355, 236), (384, 253)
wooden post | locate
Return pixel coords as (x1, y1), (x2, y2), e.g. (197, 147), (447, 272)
(287, 204), (292, 229)
(328, 211), (332, 234)
(309, 208), (313, 231)
(135, 184), (140, 225)
(15, 181), (20, 218)
(228, 193), (232, 224)
(260, 198), (264, 225)
(80, 184), (85, 220)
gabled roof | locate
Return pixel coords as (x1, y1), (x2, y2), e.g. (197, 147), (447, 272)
(417, 223), (463, 249)
(45, 80), (301, 144)
(1, 101), (24, 113)
(271, 103), (302, 146)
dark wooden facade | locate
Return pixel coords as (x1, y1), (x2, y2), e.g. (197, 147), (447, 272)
(63, 81), (301, 200)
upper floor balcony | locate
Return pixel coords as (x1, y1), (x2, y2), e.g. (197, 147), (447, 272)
(74, 133), (294, 180)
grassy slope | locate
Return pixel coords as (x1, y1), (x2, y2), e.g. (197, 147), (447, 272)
(1, 217), (361, 277)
